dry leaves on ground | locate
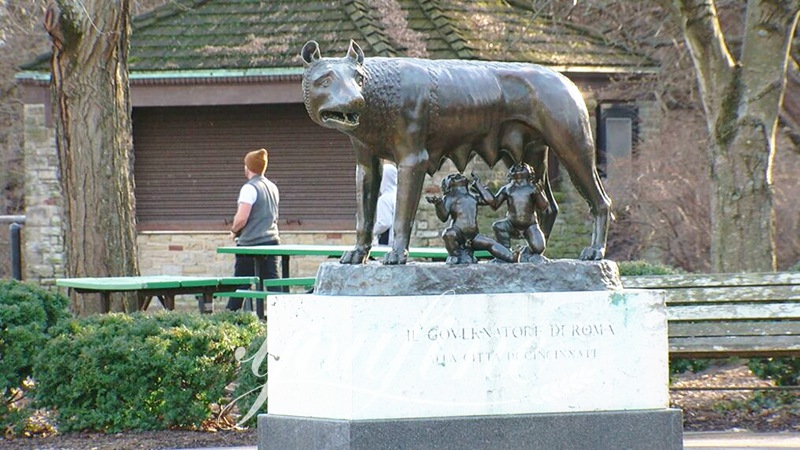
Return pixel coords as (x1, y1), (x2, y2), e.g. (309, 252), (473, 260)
(671, 359), (800, 432)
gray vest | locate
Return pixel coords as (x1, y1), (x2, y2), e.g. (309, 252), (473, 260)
(238, 175), (280, 246)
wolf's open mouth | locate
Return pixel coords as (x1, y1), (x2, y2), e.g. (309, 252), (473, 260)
(321, 111), (360, 126)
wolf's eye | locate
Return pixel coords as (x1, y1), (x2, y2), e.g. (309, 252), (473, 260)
(316, 74), (332, 88)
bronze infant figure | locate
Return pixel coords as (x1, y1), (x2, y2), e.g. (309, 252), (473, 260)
(473, 163), (551, 263)
(426, 173), (517, 265)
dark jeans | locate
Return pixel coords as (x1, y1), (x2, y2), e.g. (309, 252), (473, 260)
(228, 251), (279, 311)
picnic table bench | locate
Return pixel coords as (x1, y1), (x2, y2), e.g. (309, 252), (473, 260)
(213, 277), (316, 318)
(621, 271), (800, 359)
(56, 275), (258, 313)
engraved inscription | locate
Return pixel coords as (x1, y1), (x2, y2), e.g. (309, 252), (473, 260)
(425, 325), (539, 341)
(407, 322), (616, 368)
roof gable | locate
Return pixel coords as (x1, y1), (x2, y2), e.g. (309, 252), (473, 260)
(129, 0), (391, 70)
(22, 0), (654, 75)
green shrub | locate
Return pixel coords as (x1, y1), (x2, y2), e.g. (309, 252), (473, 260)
(33, 311), (265, 432)
(742, 390), (797, 410)
(0, 280), (71, 433)
(747, 357), (800, 387)
(232, 334), (268, 426)
(669, 358), (710, 376)
(617, 260), (682, 276)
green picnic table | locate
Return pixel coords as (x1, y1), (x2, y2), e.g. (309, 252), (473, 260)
(56, 275), (258, 313)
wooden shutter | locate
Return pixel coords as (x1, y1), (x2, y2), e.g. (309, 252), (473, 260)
(133, 104), (356, 231)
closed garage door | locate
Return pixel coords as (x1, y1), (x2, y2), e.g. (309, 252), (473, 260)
(133, 103), (356, 231)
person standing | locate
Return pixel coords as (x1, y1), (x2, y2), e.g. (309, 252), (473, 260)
(228, 148), (280, 311)
(373, 162), (397, 246)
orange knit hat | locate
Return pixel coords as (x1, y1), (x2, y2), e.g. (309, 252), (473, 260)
(245, 148), (268, 175)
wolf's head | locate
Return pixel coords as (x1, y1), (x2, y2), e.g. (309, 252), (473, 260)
(301, 40), (367, 133)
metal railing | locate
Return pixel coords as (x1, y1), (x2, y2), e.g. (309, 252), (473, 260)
(0, 216), (25, 280)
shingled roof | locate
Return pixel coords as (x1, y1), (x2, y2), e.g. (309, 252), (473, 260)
(21, 0), (653, 76)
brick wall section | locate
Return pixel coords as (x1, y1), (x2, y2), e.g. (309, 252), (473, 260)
(637, 100), (660, 145)
(138, 231), (357, 279)
(22, 104), (64, 286)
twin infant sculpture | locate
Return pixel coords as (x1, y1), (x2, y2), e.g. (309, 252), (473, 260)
(427, 164), (549, 265)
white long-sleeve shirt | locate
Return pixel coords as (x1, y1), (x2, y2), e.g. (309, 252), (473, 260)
(373, 164), (397, 245)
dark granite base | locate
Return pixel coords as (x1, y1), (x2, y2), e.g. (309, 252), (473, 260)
(258, 409), (683, 450)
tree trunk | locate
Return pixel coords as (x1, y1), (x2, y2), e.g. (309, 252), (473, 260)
(671, 0), (799, 272)
(47, 0), (139, 314)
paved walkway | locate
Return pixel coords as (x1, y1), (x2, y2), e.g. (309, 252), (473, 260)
(178, 432), (800, 450)
(684, 431), (800, 449)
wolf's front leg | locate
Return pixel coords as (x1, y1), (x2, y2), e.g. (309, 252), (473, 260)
(343, 153), (380, 264)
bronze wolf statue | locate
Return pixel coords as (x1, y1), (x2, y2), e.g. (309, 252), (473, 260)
(301, 40), (612, 265)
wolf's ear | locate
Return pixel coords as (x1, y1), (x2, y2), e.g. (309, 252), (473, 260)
(346, 40), (365, 65)
(301, 41), (321, 66)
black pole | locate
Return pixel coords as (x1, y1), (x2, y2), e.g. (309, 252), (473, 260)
(10, 223), (21, 280)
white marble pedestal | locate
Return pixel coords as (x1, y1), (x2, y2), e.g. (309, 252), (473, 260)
(258, 286), (682, 449)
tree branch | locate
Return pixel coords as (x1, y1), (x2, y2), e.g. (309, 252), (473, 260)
(738, 0), (800, 128)
(668, 0), (736, 119)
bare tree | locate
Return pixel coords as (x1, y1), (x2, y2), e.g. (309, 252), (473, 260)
(509, 0), (800, 272)
(0, 1), (166, 217)
(663, 0), (799, 272)
(605, 109), (713, 272)
(45, 0), (139, 314)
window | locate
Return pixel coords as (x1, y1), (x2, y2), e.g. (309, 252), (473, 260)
(595, 102), (639, 179)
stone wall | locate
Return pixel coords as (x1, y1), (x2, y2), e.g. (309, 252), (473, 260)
(138, 231), (356, 279)
(637, 100), (661, 144)
(22, 104), (64, 286)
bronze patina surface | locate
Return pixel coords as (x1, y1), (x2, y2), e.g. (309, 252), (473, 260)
(301, 40), (612, 265)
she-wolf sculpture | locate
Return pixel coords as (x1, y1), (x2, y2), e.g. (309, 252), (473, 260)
(301, 40), (612, 265)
